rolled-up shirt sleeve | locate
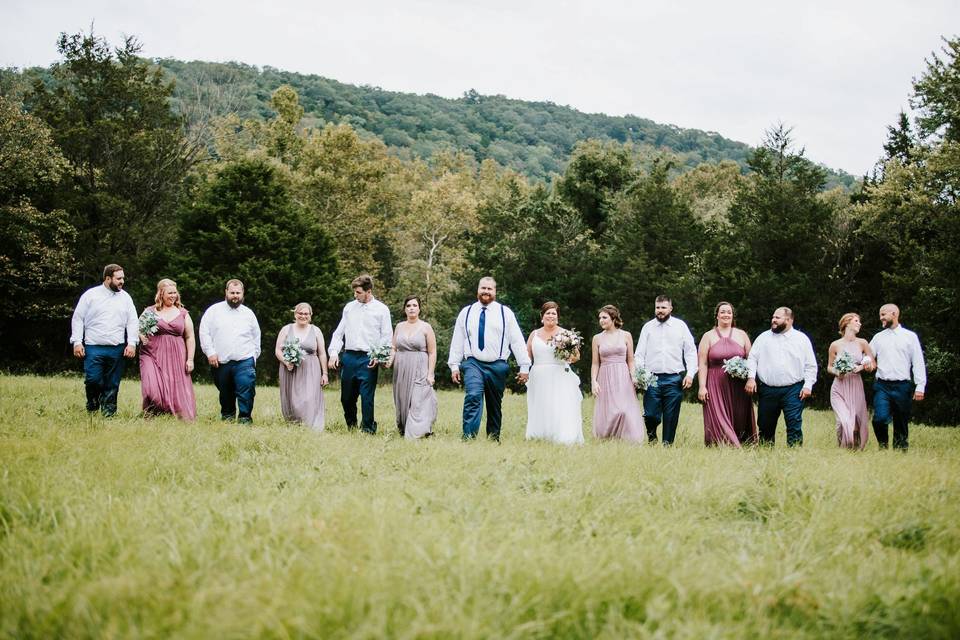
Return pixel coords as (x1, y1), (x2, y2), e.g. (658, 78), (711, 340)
(911, 333), (927, 393)
(505, 308), (531, 373)
(447, 307), (468, 372)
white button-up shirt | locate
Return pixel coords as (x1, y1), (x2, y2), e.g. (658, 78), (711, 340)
(634, 316), (698, 378)
(328, 297), (392, 357)
(70, 284), (139, 346)
(448, 301), (531, 373)
(748, 327), (818, 390)
(198, 301), (261, 363)
(870, 326), (927, 393)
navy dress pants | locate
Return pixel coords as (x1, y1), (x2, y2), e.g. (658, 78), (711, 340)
(873, 379), (913, 450)
(461, 357), (508, 441)
(642, 373), (684, 445)
(340, 350), (379, 433)
(757, 381), (805, 446)
(83, 344), (126, 417)
(213, 357), (257, 422)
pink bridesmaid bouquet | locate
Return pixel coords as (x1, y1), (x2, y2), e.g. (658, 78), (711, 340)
(549, 328), (583, 367)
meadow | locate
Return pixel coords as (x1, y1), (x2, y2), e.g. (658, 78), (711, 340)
(1, 374), (958, 639)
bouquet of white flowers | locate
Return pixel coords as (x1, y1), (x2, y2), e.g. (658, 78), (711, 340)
(548, 328), (583, 363)
(368, 344), (392, 366)
(282, 335), (306, 368)
(833, 350), (857, 375)
(722, 356), (750, 380)
(633, 366), (658, 392)
(138, 309), (159, 336)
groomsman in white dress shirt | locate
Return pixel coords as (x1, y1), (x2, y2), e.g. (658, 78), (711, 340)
(448, 276), (530, 441)
(634, 295), (698, 445)
(199, 279), (261, 423)
(328, 274), (392, 434)
(70, 263), (139, 417)
(745, 306), (818, 446)
(869, 304), (926, 451)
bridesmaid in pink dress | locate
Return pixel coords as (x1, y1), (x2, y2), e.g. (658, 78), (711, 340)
(827, 313), (875, 449)
(591, 305), (644, 442)
(697, 301), (757, 446)
(139, 279), (197, 420)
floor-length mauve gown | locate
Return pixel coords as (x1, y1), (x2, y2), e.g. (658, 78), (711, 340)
(830, 342), (869, 449)
(139, 306), (197, 420)
(279, 325), (326, 431)
(592, 336), (644, 442)
(703, 333), (757, 446)
(526, 334), (584, 444)
(392, 325), (437, 439)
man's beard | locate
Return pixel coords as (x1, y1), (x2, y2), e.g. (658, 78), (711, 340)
(771, 322), (787, 334)
(108, 283), (121, 292)
(478, 293), (494, 304)
(227, 298), (242, 309)
(881, 318), (891, 328)
(656, 313), (671, 323)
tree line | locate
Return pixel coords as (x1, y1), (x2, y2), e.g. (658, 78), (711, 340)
(1, 31), (957, 422)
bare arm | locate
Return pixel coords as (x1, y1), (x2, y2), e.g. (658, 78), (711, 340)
(826, 341), (840, 377)
(425, 323), (437, 385)
(275, 325), (289, 363)
(860, 338), (875, 372)
(625, 331), (636, 373)
(183, 312), (196, 373)
(741, 330), (753, 357)
(591, 335), (601, 395)
(526, 330), (535, 363)
(316, 327), (329, 385)
(697, 331), (711, 402)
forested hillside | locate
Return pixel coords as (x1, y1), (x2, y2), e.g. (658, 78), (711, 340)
(155, 59), (855, 186)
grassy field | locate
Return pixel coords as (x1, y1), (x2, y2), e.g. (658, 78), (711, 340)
(1, 374), (959, 639)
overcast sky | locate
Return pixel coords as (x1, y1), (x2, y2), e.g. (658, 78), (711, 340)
(3, 1), (958, 175)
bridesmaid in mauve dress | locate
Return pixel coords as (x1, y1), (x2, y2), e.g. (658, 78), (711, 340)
(388, 296), (438, 439)
(591, 305), (644, 442)
(139, 279), (197, 420)
(827, 313), (875, 449)
(697, 301), (757, 446)
(276, 303), (328, 431)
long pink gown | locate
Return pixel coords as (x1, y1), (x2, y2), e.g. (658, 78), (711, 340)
(830, 342), (869, 449)
(139, 306), (197, 420)
(703, 333), (757, 446)
(592, 338), (644, 442)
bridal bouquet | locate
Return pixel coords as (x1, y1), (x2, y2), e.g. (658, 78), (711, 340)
(368, 343), (392, 366)
(138, 308), (159, 336)
(549, 328), (583, 363)
(282, 335), (306, 368)
(833, 350), (857, 375)
(633, 366), (658, 392)
(722, 356), (750, 380)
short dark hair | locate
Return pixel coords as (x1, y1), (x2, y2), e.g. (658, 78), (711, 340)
(103, 264), (123, 280)
(540, 301), (559, 318)
(351, 274), (373, 291)
(598, 304), (623, 328)
(655, 295), (672, 305)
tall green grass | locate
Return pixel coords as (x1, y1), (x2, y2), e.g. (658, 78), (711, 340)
(1, 374), (958, 638)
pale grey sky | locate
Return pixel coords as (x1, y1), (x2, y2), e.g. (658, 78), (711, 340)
(3, 0), (958, 175)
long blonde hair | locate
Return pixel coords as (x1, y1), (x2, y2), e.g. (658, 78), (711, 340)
(154, 278), (183, 309)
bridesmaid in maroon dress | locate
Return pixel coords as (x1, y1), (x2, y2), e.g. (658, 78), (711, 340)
(697, 301), (756, 446)
(139, 279), (197, 420)
(827, 313), (875, 449)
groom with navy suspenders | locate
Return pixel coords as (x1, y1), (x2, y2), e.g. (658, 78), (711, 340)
(449, 277), (530, 441)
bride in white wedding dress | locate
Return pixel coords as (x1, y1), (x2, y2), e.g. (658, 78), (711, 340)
(525, 302), (584, 444)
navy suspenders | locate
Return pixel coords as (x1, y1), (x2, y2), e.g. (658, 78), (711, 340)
(464, 303), (507, 359)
